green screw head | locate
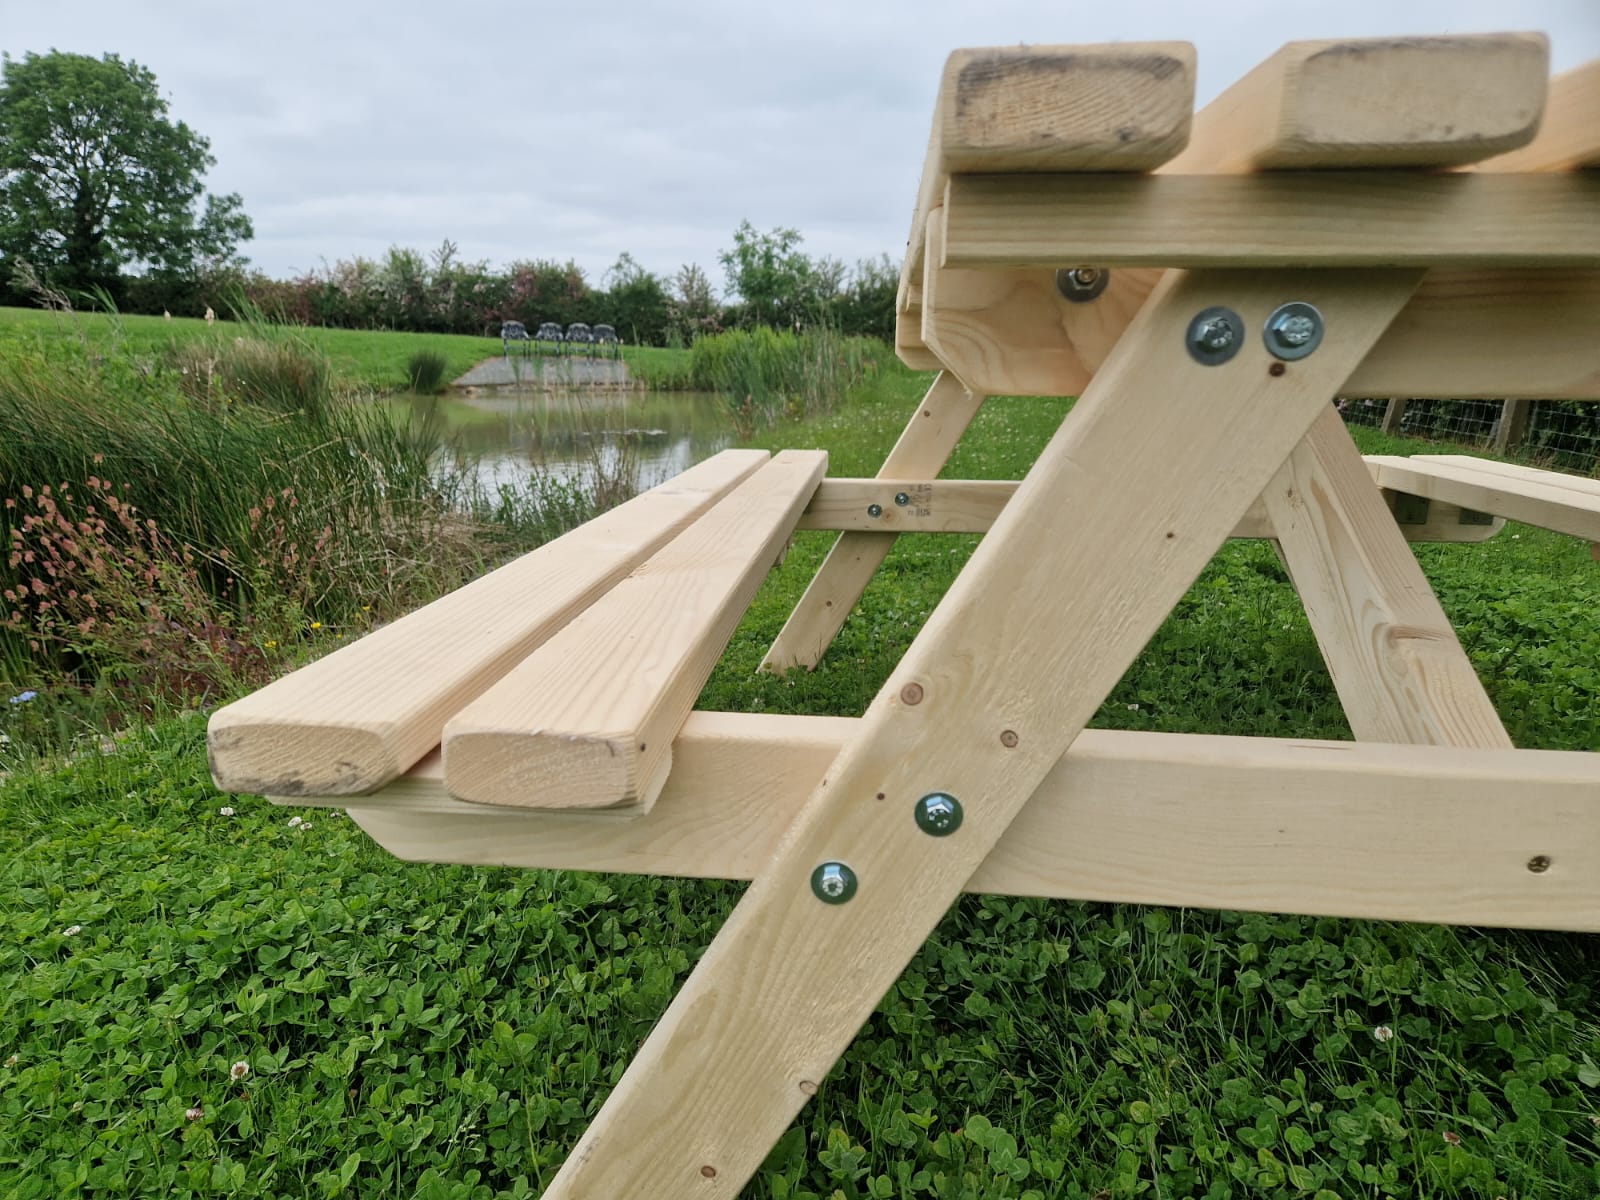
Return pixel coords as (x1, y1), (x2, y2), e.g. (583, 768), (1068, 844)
(810, 861), (857, 903)
(867, 503), (884, 518)
(894, 492), (911, 507)
(913, 792), (963, 837)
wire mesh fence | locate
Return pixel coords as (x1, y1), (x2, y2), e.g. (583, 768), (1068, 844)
(1340, 399), (1600, 475)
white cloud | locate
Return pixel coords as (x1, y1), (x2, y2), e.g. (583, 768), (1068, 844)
(4, 0), (1596, 283)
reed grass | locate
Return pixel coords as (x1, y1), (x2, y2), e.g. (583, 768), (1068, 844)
(687, 325), (890, 435)
(0, 328), (549, 707)
(406, 349), (448, 394)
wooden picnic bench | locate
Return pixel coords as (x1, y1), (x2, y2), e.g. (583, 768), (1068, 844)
(210, 32), (1600, 1198)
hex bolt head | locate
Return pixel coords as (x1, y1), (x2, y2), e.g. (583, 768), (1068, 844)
(913, 792), (964, 837)
(810, 861), (858, 903)
(1185, 307), (1244, 365)
(1055, 266), (1110, 303)
(1263, 302), (1325, 361)
(867, 503), (883, 519)
(894, 492), (911, 507)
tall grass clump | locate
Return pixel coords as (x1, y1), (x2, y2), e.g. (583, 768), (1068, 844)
(0, 331), (512, 714)
(170, 335), (336, 421)
(688, 325), (889, 436)
(406, 349), (448, 394)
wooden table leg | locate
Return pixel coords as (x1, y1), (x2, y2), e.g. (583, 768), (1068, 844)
(539, 267), (1424, 1199)
(1261, 405), (1512, 749)
(762, 372), (985, 672)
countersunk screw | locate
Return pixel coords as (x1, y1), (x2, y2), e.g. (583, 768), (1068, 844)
(1185, 307), (1244, 365)
(810, 861), (857, 903)
(913, 792), (964, 837)
(1263, 302), (1325, 361)
(894, 492), (911, 507)
(867, 503), (883, 518)
(1055, 266), (1110, 303)
(1527, 855), (1551, 874)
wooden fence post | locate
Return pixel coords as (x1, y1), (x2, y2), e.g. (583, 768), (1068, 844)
(1494, 398), (1533, 453)
(1381, 398), (1409, 434)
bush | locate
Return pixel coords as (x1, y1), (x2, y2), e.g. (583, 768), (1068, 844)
(406, 349), (448, 394)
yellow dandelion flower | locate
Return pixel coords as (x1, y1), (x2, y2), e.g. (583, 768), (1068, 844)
(310, 621), (323, 630)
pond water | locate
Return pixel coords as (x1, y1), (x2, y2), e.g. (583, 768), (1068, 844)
(393, 389), (737, 495)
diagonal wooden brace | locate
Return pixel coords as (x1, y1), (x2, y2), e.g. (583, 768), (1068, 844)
(1261, 405), (1512, 749)
(539, 267), (1424, 1198)
(762, 372), (985, 672)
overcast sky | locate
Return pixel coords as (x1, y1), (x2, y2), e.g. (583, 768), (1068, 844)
(3, 1), (1596, 290)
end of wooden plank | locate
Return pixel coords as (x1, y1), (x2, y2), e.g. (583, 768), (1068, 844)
(443, 450), (829, 815)
(442, 728), (671, 815)
(208, 714), (394, 797)
(940, 42), (1196, 173)
(1167, 32), (1550, 173)
(1478, 60), (1600, 173)
(899, 40), (1194, 321)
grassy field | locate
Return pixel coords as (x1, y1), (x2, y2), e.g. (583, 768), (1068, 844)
(1, 361), (1597, 1198)
(0, 306), (691, 394)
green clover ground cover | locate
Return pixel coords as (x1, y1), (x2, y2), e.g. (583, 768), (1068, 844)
(3, 366), (1599, 1198)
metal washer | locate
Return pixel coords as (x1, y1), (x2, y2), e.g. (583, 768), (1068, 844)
(1263, 301), (1325, 361)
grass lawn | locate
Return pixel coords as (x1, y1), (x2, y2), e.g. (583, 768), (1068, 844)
(1, 362), (1597, 1198)
(0, 306), (690, 394)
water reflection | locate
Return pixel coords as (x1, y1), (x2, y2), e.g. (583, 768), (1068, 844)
(397, 389), (737, 494)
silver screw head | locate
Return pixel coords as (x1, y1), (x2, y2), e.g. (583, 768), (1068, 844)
(1197, 319), (1235, 351)
(1055, 266), (1110, 303)
(1185, 307), (1244, 365)
(913, 792), (964, 836)
(894, 492), (911, 507)
(867, 503), (883, 519)
(810, 861), (858, 903)
(1263, 302), (1325, 361)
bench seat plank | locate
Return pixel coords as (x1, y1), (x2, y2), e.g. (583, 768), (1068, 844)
(207, 448), (770, 796)
(1367, 454), (1600, 542)
(443, 450), (828, 814)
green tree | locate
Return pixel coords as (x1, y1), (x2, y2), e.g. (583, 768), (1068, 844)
(718, 220), (827, 330)
(670, 262), (720, 342)
(599, 251), (671, 346)
(837, 253), (897, 340)
(0, 50), (252, 295)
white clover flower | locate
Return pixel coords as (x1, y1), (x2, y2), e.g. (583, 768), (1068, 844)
(219, 806), (235, 817)
(298, 822), (311, 832)
(229, 1061), (250, 1081)
(1373, 1025), (1395, 1043)
(3, 1054), (16, 1067)
(1126, 703), (1140, 711)
(185, 1106), (204, 1122)
(287, 815), (302, 828)
(61, 925), (81, 937)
